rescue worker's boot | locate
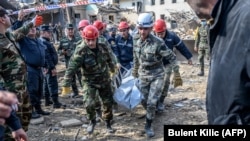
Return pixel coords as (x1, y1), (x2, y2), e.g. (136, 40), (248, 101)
(96, 108), (102, 122)
(52, 97), (65, 109)
(105, 120), (114, 133)
(87, 119), (96, 134)
(157, 96), (166, 112)
(35, 105), (50, 115)
(145, 118), (155, 138)
(31, 106), (40, 119)
(45, 97), (53, 106)
(197, 68), (204, 76)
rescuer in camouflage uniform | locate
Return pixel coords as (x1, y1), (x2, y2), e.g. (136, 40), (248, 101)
(132, 13), (181, 138)
(0, 8), (43, 140)
(58, 23), (82, 97)
(61, 25), (116, 134)
(194, 19), (210, 76)
(93, 20), (119, 114)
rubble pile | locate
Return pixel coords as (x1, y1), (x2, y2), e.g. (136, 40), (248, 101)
(168, 10), (200, 40)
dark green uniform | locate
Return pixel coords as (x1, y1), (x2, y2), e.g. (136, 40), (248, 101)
(195, 24), (210, 75)
(62, 40), (116, 121)
(58, 36), (82, 94)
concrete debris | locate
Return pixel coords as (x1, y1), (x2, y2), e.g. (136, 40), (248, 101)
(167, 10), (200, 40)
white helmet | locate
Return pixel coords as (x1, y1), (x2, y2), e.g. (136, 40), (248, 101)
(137, 13), (154, 27)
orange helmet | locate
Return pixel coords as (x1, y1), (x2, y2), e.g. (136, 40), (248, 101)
(93, 20), (104, 30)
(153, 19), (167, 33)
(118, 21), (129, 30)
(82, 25), (99, 39)
(78, 20), (90, 30)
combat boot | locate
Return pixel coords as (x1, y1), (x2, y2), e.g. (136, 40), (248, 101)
(145, 118), (155, 138)
(52, 98), (65, 109)
(35, 105), (50, 115)
(87, 119), (96, 134)
(197, 68), (204, 76)
(105, 120), (114, 133)
(157, 96), (166, 112)
(45, 98), (53, 106)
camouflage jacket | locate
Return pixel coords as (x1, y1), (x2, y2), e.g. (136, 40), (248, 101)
(58, 36), (81, 58)
(0, 22), (34, 130)
(98, 35), (118, 64)
(62, 40), (116, 87)
(132, 33), (178, 77)
(195, 25), (209, 48)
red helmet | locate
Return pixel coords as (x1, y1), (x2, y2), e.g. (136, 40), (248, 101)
(82, 25), (99, 39)
(78, 20), (90, 30)
(118, 21), (129, 30)
(153, 19), (167, 33)
(93, 20), (104, 30)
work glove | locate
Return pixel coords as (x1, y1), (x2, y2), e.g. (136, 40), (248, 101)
(61, 87), (71, 96)
(172, 72), (183, 88)
(31, 15), (43, 27)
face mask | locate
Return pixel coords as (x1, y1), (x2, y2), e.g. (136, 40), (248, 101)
(111, 34), (116, 38)
(201, 21), (207, 26)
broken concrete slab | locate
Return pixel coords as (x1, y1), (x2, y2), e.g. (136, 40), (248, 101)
(60, 118), (82, 127)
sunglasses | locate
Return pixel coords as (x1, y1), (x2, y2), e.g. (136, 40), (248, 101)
(138, 27), (150, 30)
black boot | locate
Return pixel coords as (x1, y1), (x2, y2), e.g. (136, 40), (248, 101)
(145, 118), (155, 138)
(52, 97), (65, 108)
(35, 105), (50, 115)
(31, 106), (40, 119)
(105, 120), (114, 133)
(157, 96), (165, 112)
(197, 69), (204, 76)
(87, 119), (96, 134)
(45, 98), (53, 106)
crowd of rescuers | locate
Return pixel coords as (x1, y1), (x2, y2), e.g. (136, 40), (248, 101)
(2, 0), (250, 140)
(0, 6), (194, 139)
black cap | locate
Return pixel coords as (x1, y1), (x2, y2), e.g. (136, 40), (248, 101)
(40, 25), (53, 31)
(66, 23), (74, 29)
(0, 6), (8, 17)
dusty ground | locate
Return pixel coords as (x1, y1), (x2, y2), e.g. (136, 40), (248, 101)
(26, 59), (210, 141)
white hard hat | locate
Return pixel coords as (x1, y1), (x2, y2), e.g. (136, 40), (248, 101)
(137, 13), (154, 27)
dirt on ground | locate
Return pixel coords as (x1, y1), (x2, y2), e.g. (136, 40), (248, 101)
(26, 59), (209, 141)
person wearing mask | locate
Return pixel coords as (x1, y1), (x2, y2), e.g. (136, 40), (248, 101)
(132, 13), (181, 137)
(61, 25), (116, 134)
(194, 19), (210, 76)
(58, 23), (82, 98)
(153, 19), (191, 112)
(106, 24), (117, 53)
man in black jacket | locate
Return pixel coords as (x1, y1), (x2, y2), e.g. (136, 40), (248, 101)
(40, 25), (64, 109)
(188, 0), (250, 124)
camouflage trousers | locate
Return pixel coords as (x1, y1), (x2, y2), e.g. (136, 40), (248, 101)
(4, 90), (32, 141)
(139, 76), (164, 120)
(66, 58), (82, 93)
(83, 82), (114, 121)
(162, 66), (172, 97)
(198, 46), (210, 71)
